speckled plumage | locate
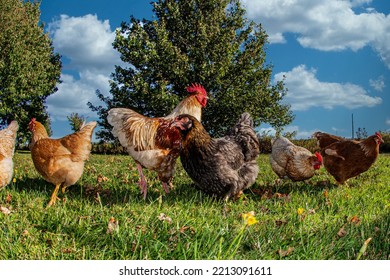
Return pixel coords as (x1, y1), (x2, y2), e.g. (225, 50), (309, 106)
(270, 136), (322, 181)
(175, 113), (260, 200)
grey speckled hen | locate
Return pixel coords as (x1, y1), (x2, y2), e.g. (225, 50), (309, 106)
(172, 112), (260, 201)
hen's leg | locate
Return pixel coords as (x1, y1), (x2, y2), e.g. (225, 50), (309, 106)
(136, 162), (148, 199)
(61, 185), (67, 194)
(47, 183), (61, 208)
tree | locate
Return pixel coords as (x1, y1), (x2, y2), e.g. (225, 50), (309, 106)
(0, 0), (61, 143)
(67, 112), (86, 132)
(356, 127), (368, 140)
(89, 0), (293, 141)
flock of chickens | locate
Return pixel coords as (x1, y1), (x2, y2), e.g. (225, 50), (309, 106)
(0, 84), (384, 207)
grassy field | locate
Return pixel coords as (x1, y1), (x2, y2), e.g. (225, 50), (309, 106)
(0, 152), (389, 260)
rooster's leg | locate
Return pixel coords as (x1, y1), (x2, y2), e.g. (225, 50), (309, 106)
(47, 183), (61, 208)
(136, 162), (148, 199)
(161, 182), (170, 194)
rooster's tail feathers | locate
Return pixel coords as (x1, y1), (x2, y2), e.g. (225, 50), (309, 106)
(107, 108), (158, 150)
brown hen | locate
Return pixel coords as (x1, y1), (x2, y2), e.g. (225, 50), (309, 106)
(312, 131), (345, 149)
(315, 132), (383, 184)
(29, 118), (97, 207)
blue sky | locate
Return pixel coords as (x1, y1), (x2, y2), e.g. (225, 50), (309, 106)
(39, 0), (390, 140)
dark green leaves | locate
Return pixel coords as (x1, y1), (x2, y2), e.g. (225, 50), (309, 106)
(90, 0), (293, 140)
(0, 0), (61, 143)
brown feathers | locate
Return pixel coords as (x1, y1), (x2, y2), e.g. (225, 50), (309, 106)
(314, 131), (383, 184)
(107, 84), (208, 199)
(29, 118), (96, 207)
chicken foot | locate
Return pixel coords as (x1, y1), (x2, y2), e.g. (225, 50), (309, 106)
(161, 182), (170, 194)
(47, 183), (63, 208)
(136, 162), (148, 199)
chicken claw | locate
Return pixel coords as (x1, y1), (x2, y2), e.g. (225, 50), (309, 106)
(136, 163), (148, 199)
(47, 183), (61, 208)
(161, 182), (170, 194)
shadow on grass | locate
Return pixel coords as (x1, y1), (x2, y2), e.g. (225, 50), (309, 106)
(248, 175), (341, 199)
(71, 177), (343, 208)
(7, 170), (340, 209)
(11, 177), (52, 194)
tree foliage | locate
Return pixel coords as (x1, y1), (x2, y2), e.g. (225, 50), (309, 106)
(67, 112), (86, 132)
(356, 127), (368, 140)
(89, 0), (293, 141)
(0, 0), (61, 143)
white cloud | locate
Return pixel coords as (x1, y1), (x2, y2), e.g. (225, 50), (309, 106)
(46, 14), (121, 121)
(258, 127), (276, 137)
(274, 64), (382, 111)
(48, 14), (121, 71)
(351, 0), (372, 6)
(258, 125), (317, 139)
(386, 118), (390, 126)
(46, 72), (110, 121)
(369, 75), (385, 91)
(241, 0), (390, 68)
(331, 127), (347, 133)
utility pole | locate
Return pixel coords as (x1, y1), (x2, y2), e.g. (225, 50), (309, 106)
(351, 113), (354, 139)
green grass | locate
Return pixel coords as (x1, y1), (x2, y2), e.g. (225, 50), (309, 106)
(0, 152), (389, 260)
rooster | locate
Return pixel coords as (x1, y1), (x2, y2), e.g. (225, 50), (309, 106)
(312, 131), (345, 149)
(270, 136), (323, 182)
(29, 118), (97, 207)
(0, 121), (19, 189)
(107, 83), (208, 199)
(314, 132), (384, 184)
(172, 112), (260, 201)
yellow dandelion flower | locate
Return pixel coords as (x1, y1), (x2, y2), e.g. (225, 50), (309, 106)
(246, 216), (258, 226)
(12, 178), (16, 183)
(242, 211), (258, 226)
(297, 208), (305, 215)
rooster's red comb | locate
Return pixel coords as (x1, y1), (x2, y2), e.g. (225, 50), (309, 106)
(186, 83), (207, 96)
(315, 152), (323, 163)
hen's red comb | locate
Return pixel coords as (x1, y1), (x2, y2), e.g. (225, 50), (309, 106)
(315, 152), (323, 163)
(375, 132), (382, 140)
(186, 83), (207, 96)
(29, 118), (36, 124)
